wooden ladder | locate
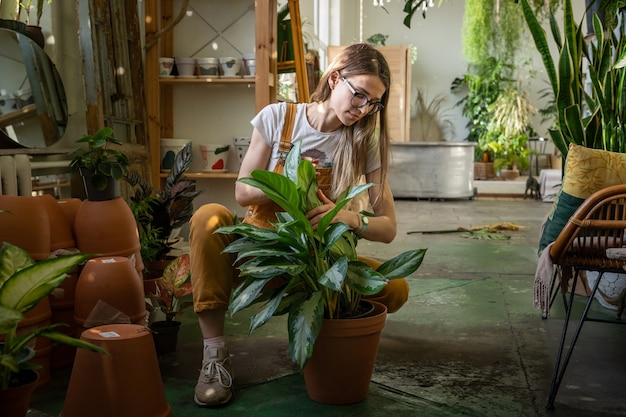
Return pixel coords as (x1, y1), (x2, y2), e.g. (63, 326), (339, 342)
(276, 0), (309, 102)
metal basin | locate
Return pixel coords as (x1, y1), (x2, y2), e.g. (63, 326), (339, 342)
(389, 142), (476, 199)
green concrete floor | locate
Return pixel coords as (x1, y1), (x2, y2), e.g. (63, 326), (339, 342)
(29, 198), (626, 417)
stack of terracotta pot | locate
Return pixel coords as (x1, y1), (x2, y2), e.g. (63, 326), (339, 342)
(72, 197), (146, 328)
(0, 194), (147, 380)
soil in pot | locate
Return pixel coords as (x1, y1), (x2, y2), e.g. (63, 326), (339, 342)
(303, 300), (387, 405)
(150, 320), (182, 354)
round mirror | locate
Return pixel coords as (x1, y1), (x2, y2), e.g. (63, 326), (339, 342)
(0, 28), (67, 149)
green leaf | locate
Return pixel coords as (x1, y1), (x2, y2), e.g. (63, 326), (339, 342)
(230, 277), (272, 314)
(376, 249), (428, 280)
(0, 252), (90, 313)
(288, 291), (324, 369)
(346, 261), (388, 295)
(0, 243), (34, 289)
(249, 286), (289, 332)
(317, 256), (347, 292)
(0, 305), (22, 334)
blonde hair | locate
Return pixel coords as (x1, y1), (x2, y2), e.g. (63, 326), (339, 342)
(310, 43), (391, 204)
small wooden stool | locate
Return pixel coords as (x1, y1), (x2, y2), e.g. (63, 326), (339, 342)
(60, 324), (171, 417)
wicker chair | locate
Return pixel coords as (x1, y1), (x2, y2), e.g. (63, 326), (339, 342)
(544, 184), (626, 410)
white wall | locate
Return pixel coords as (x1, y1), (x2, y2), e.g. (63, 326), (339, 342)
(301, 0), (586, 149)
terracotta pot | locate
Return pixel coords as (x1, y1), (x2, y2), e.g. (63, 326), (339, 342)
(0, 195), (51, 260)
(0, 369), (39, 417)
(56, 198), (83, 238)
(74, 197), (140, 257)
(36, 194), (75, 250)
(303, 300), (387, 405)
(499, 168), (520, 181)
(149, 320), (182, 354)
(49, 267), (79, 367)
(74, 256), (146, 328)
(60, 324), (171, 417)
(49, 302), (78, 368)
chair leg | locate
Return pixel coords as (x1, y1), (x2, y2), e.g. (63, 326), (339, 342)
(545, 270), (603, 410)
(548, 266), (569, 314)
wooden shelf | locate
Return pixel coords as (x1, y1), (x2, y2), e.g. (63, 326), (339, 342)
(158, 77), (255, 85)
(160, 171), (238, 179)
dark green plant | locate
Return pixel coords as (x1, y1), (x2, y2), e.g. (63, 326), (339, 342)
(0, 242), (108, 390)
(451, 57), (514, 160)
(521, 0), (626, 158)
(125, 142), (202, 263)
(216, 140), (427, 369)
(69, 127), (130, 191)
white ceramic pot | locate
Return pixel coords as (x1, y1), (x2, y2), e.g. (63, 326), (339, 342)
(199, 144), (230, 172)
(196, 57), (218, 77)
(160, 138), (190, 171)
(158, 57), (174, 77)
(219, 57), (240, 77)
(175, 57), (196, 77)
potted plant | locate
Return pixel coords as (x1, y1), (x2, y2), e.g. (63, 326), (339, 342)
(125, 142), (202, 284)
(69, 126), (130, 201)
(216, 141), (427, 403)
(0, 242), (108, 416)
(149, 254), (192, 354)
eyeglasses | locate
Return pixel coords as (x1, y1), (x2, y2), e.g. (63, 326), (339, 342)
(341, 75), (384, 115)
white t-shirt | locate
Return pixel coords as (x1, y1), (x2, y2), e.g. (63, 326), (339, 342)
(250, 102), (381, 174)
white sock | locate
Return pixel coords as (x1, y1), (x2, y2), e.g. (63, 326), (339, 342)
(203, 336), (225, 348)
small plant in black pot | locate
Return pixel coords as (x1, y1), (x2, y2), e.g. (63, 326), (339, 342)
(69, 127), (130, 201)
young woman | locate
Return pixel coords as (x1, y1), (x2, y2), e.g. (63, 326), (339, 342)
(189, 42), (409, 407)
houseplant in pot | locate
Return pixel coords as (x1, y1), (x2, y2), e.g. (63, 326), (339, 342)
(125, 142), (202, 289)
(0, 242), (108, 417)
(149, 253), (192, 354)
(216, 141), (427, 404)
(69, 126), (130, 201)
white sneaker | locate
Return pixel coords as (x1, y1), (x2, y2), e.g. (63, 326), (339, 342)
(193, 345), (234, 407)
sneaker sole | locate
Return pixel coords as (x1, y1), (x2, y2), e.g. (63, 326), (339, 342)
(193, 392), (233, 408)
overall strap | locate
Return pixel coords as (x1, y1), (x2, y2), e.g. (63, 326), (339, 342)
(276, 102), (298, 166)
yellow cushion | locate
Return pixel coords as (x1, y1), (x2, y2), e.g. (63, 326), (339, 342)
(562, 143), (626, 198)
(539, 143), (626, 253)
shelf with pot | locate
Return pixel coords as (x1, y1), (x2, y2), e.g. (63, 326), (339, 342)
(159, 171), (238, 179)
(145, 0), (278, 189)
(158, 77), (256, 85)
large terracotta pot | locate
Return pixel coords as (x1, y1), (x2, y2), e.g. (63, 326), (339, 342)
(56, 198), (83, 239)
(36, 194), (75, 250)
(49, 268), (80, 368)
(73, 197), (140, 257)
(0, 369), (39, 417)
(60, 324), (171, 417)
(74, 256), (146, 328)
(0, 195), (51, 260)
(303, 300), (387, 405)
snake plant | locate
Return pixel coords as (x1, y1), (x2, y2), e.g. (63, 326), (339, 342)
(521, 0), (626, 158)
(216, 140), (427, 369)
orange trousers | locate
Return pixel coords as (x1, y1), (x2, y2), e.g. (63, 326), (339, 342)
(189, 203), (409, 314)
